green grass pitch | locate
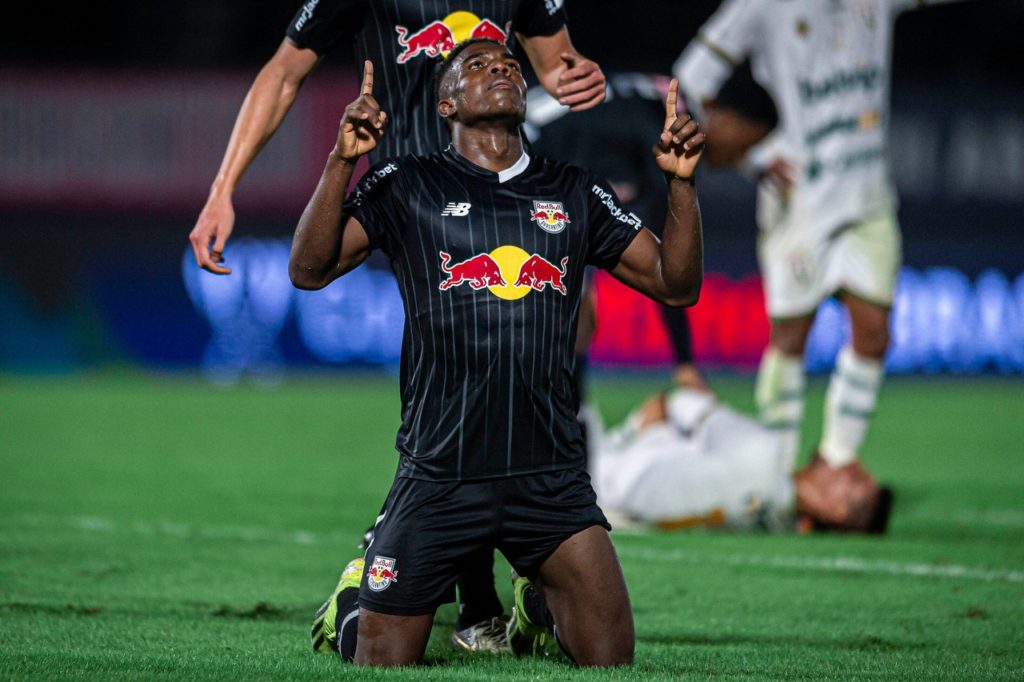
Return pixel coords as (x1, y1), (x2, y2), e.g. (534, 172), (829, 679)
(1, 373), (1021, 680)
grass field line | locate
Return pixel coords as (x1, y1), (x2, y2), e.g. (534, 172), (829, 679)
(617, 545), (1024, 584)
(5, 512), (1023, 585)
(947, 509), (1024, 527)
(5, 513), (350, 547)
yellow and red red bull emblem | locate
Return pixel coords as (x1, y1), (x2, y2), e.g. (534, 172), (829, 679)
(367, 555), (399, 592)
(439, 247), (568, 300)
(395, 11), (510, 64)
(531, 201), (571, 234)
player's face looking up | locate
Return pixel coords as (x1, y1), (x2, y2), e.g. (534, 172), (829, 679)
(438, 41), (526, 128)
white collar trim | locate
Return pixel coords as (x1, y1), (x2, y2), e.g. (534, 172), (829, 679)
(497, 152), (530, 183)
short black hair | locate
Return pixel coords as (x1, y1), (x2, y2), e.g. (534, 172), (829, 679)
(434, 37), (510, 103)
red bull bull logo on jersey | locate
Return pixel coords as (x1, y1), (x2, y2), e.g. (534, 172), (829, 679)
(438, 246), (568, 300)
(438, 251), (507, 290)
(395, 11), (510, 64)
(367, 556), (398, 592)
(531, 201), (571, 234)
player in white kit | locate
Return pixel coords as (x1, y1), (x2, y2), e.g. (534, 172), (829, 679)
(587, 387), (887, 533)
(587, 391), (795, 532)
(674, 0), (960, 530)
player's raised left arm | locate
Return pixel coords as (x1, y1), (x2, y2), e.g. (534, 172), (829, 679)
(518, 27), (605, 112)
(611, 79), (705, 308)
(290, 61), (386, 290)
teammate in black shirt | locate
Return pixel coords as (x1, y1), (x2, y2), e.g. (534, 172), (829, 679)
(291, 39), (706, 666)
(189, 0), (606, 274)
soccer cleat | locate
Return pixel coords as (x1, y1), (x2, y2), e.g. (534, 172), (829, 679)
(506, 571), (551, 656)
(311, 557), (364, 655)
(450, 615), (510, 653)
(794, 453), (892, 533)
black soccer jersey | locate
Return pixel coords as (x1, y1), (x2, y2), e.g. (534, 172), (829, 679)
(345, 147), (645, 481)
(286, 0), (566, 163)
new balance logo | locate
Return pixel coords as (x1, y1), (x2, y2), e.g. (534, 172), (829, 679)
(441, 202), (471, 217)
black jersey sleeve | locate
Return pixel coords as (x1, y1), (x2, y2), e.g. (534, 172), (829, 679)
(584, 173), (645, 270)
(512, 0), (568, 37)
(343, 160), (407, 256)
(285, 0), (366, 56)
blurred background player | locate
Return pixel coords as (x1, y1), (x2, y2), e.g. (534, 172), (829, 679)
(186, 0), (608, 655)
(674, 0), (969, 530)
(588, 386), (889, 533)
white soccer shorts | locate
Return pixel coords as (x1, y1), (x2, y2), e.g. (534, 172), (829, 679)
(757, 211), (902, 319)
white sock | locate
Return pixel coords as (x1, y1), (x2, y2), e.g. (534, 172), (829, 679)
(755, 347), (805, 469)
(820, 346), (884, 467)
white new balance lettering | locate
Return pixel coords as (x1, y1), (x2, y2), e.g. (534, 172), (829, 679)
(441, 202), (471, 217)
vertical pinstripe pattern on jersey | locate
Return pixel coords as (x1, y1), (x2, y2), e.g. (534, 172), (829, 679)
(524, 179), (540, 466)
(408, 158), (439, 447)
(480, 173), (494, 471)
(538, 177), (553, 466)
(511, 166), (527, 474)
(480, 176), (500, 475)
(505, 179), (517, 473)
(457, 167), (474, 479)
(430, 158), (452, 451)
(436, 160), (457, 473)
(385, 153), (595, 479)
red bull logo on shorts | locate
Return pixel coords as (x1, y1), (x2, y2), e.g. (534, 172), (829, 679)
(395, 11), (510, 64)
(438, 246), (568, 300)
(367, 556), (399, 592)
(531, 201), (571, 234)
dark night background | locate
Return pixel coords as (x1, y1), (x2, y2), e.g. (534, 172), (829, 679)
(1, 1), (1021, 373)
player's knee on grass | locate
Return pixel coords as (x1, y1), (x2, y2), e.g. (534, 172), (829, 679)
(535, 526), (635, 667)
(353, 609), (433, 667)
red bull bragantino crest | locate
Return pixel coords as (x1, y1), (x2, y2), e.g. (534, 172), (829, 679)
(531, 201), (571, 234)
(367, 556), (398, 592)
(438, 248), (568, 299)
(395, 11), (509, 64)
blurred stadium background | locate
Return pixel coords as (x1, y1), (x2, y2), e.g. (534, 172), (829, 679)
(2, 1), (1023, 679)
(1, 1), (1022, 378)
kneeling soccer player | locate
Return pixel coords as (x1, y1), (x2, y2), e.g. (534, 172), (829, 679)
(291, 39), (706, 666)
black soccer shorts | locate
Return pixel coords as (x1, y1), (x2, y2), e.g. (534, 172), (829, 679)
(357, 466), (610, 616)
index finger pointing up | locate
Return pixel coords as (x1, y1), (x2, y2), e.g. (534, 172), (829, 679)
(665, 78), (679, 123)
(361, 60), (374, 96)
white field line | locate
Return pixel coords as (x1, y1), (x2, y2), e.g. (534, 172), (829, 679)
(6, 513), (349, 547)
(617, 546), (1024, 585)
(3, 513), (1022, 585)
(947, 509), (1024, 528)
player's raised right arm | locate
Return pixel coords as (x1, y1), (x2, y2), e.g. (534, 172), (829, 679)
(290, 61), (387, 291)
(189, 40), (319, 275)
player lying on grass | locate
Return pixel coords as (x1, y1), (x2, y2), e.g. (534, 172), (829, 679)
(586, 389), (891, 533)
(291, 38), (705, 666)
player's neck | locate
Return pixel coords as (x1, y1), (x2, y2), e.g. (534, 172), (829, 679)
(450, 125), (524, 174)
